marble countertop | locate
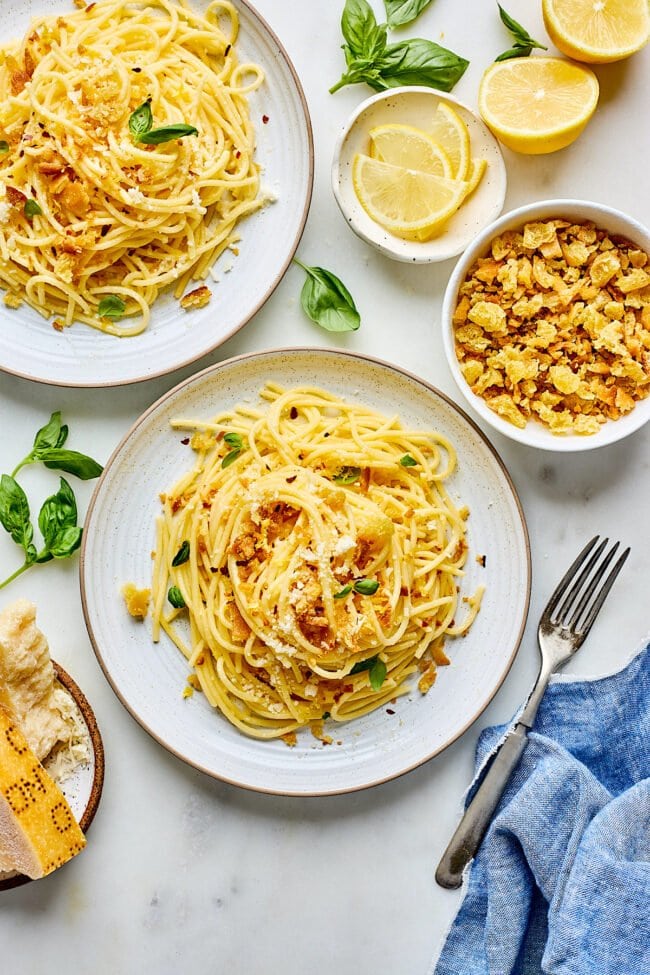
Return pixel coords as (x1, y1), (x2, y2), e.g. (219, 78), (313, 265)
(0, 1), (648, 973)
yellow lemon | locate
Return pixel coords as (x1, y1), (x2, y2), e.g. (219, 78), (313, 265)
(428, 102), (471, 180)
(352, 154), (467, 241)
(478, 56), (599, 154)
(542, 0), (650, 63)
(462, 157), (488, 202)
(368, 123), (453, 179)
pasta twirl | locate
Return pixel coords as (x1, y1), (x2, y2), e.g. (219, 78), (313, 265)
(151, 385), (484, 741)
(0, 0), (264, 335)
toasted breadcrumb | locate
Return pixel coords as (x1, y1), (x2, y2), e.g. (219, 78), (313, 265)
(180, 285), (211, 311)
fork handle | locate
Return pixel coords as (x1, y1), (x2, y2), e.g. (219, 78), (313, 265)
(435, 724), (529, 889)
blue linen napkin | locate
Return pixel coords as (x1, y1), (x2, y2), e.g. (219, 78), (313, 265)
(431, 642), (650, 975)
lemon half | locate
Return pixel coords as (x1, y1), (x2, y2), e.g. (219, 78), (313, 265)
(542, 0), (650, 63)
(478, 56), (599, 154)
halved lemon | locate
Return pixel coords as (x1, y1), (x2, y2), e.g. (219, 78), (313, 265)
(478, 56), (599, 154)
(542, 0), (650, 63)
(352, 154), (467, 241)
(428, 102), (471, 180)
(368, 123), (453, 179)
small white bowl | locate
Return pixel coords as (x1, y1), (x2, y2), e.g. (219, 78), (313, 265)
(441, 199), (650, 452)
(331, 86), (507, 264)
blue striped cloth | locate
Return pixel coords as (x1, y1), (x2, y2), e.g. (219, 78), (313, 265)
(432, 642), (650, 975)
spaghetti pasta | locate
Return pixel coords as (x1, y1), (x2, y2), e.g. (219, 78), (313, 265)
(151, 384), (484, 741)
(0, 0), (264, 335)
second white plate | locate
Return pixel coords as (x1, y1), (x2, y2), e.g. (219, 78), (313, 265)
(81, 348), (530, 795)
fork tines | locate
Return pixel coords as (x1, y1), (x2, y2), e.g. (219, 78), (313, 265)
(547, 535), (630, 637)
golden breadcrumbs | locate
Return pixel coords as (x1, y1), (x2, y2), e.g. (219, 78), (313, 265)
(453, 219), (650, 435)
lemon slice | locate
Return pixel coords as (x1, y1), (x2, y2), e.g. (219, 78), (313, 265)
(478, 56), (599, 154)
(542, 0), (650, 63)
(428, 102), (471, 180)
(462, 157), (488, 202)
(352, 153), (467, 241)
(368, 123), (453, 179)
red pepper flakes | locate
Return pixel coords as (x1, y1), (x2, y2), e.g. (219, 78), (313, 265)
(386, 708), (395, 715)
(180, 437), (190, 445)
(262, 114), (269, 124)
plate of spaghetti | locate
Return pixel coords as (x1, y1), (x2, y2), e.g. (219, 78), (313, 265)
(0, 0), (312, 385)
(81, 348), (530, 795)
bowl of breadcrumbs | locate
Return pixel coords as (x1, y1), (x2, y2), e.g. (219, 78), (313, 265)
(441, 199), (650, 451)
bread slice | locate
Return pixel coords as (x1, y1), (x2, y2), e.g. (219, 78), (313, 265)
(0, 599), (71, 761)
(0, 705), (86, 878)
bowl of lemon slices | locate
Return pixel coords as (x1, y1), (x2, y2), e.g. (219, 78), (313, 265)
(331, 86), (507, 263)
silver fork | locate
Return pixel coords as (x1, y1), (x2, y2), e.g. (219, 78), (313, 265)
(435, 535), (630, 890)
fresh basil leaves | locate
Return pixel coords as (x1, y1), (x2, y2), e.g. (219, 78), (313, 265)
(168, 586), (186, 609)
(495, 4), (547, 61)
(333, 466), (362, 485)
(98, 295), (126, 320)
(349, 653), (387, 690)
(384, 0), (433, 28)
(172, 541), (191, 567)
(128, 98), (198, 146)
(0, 141), (9, 154)
(334, 578), (380, 598)
(24, 199), (43, 219)
(222, 432), (244, 468)
(294, 260), (360, 333)
(11, 411), (103, 480)
(330, 0), (468, 94)
(400, 454), (417, 467)
(0, 413), (102, 590)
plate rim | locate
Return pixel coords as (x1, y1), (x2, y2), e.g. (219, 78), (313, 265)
(0, 661), (105, 891)
(80, 346), (531, 796)
(0, 0), (315, 389)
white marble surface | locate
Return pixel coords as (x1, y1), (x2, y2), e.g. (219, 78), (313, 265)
(0, 1), (648, 972)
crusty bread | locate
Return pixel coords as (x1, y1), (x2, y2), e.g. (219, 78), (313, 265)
(0, 599), (71, 761)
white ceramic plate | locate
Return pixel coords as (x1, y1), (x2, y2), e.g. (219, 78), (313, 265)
(332, 87), (507, 263)
(81, 348), (530, 795)
(0, 663), (104, 890)
(0, 0), (313, 387)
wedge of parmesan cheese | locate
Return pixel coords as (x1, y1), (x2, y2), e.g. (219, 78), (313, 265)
(0, 705), (86, 878)
(0, 600), (72, 761)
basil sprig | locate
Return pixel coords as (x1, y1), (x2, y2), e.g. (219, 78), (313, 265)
(334, 578), (380, 598)
(330, 0), (468, 94)
(11, 411), (103, 480)
(128, 98), (198, 146)
(384, 0), (433, 28)
(495, 4), (547, 61)
(349, 653), (387, 690)
(172, 541), (190, 567)
(0, 475), (83, 589)
(333, 466), (361, 485)
(294, 259), (360, 332)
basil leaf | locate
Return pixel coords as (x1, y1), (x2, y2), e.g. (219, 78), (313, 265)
(384, 0), (433, 28)
(222, 448), (241, 469)
(369, 657), (387, 690)
(38, 478), (78, 552)
(129, 99), (153, 138)
(41, 448), (103, 480)
(138, 124), (198, 145)
(24, 199), (43, 218)
(172, 540), (190, 566)
(294, 260), (360, 332)
(496, 4), (546, 60)
(380, 38), (469, 91)
(400, 454), (417, 467)
(334, 585), (353, 599)
(168, 585), (186, 609)
(33, 412), (66, 455)
(333, 466), (361, 485)
(48, 525), (83, 559)
(354, 578), (379, 595)
(321, 711), (331, 720)
(0, 141), (9, 154)
(341, 0), (380, 57)
(350, 653), (379, 675)
(0, 474), (34, 556)
(98, 295), (126, 320)
(224, 432), (243, 449)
